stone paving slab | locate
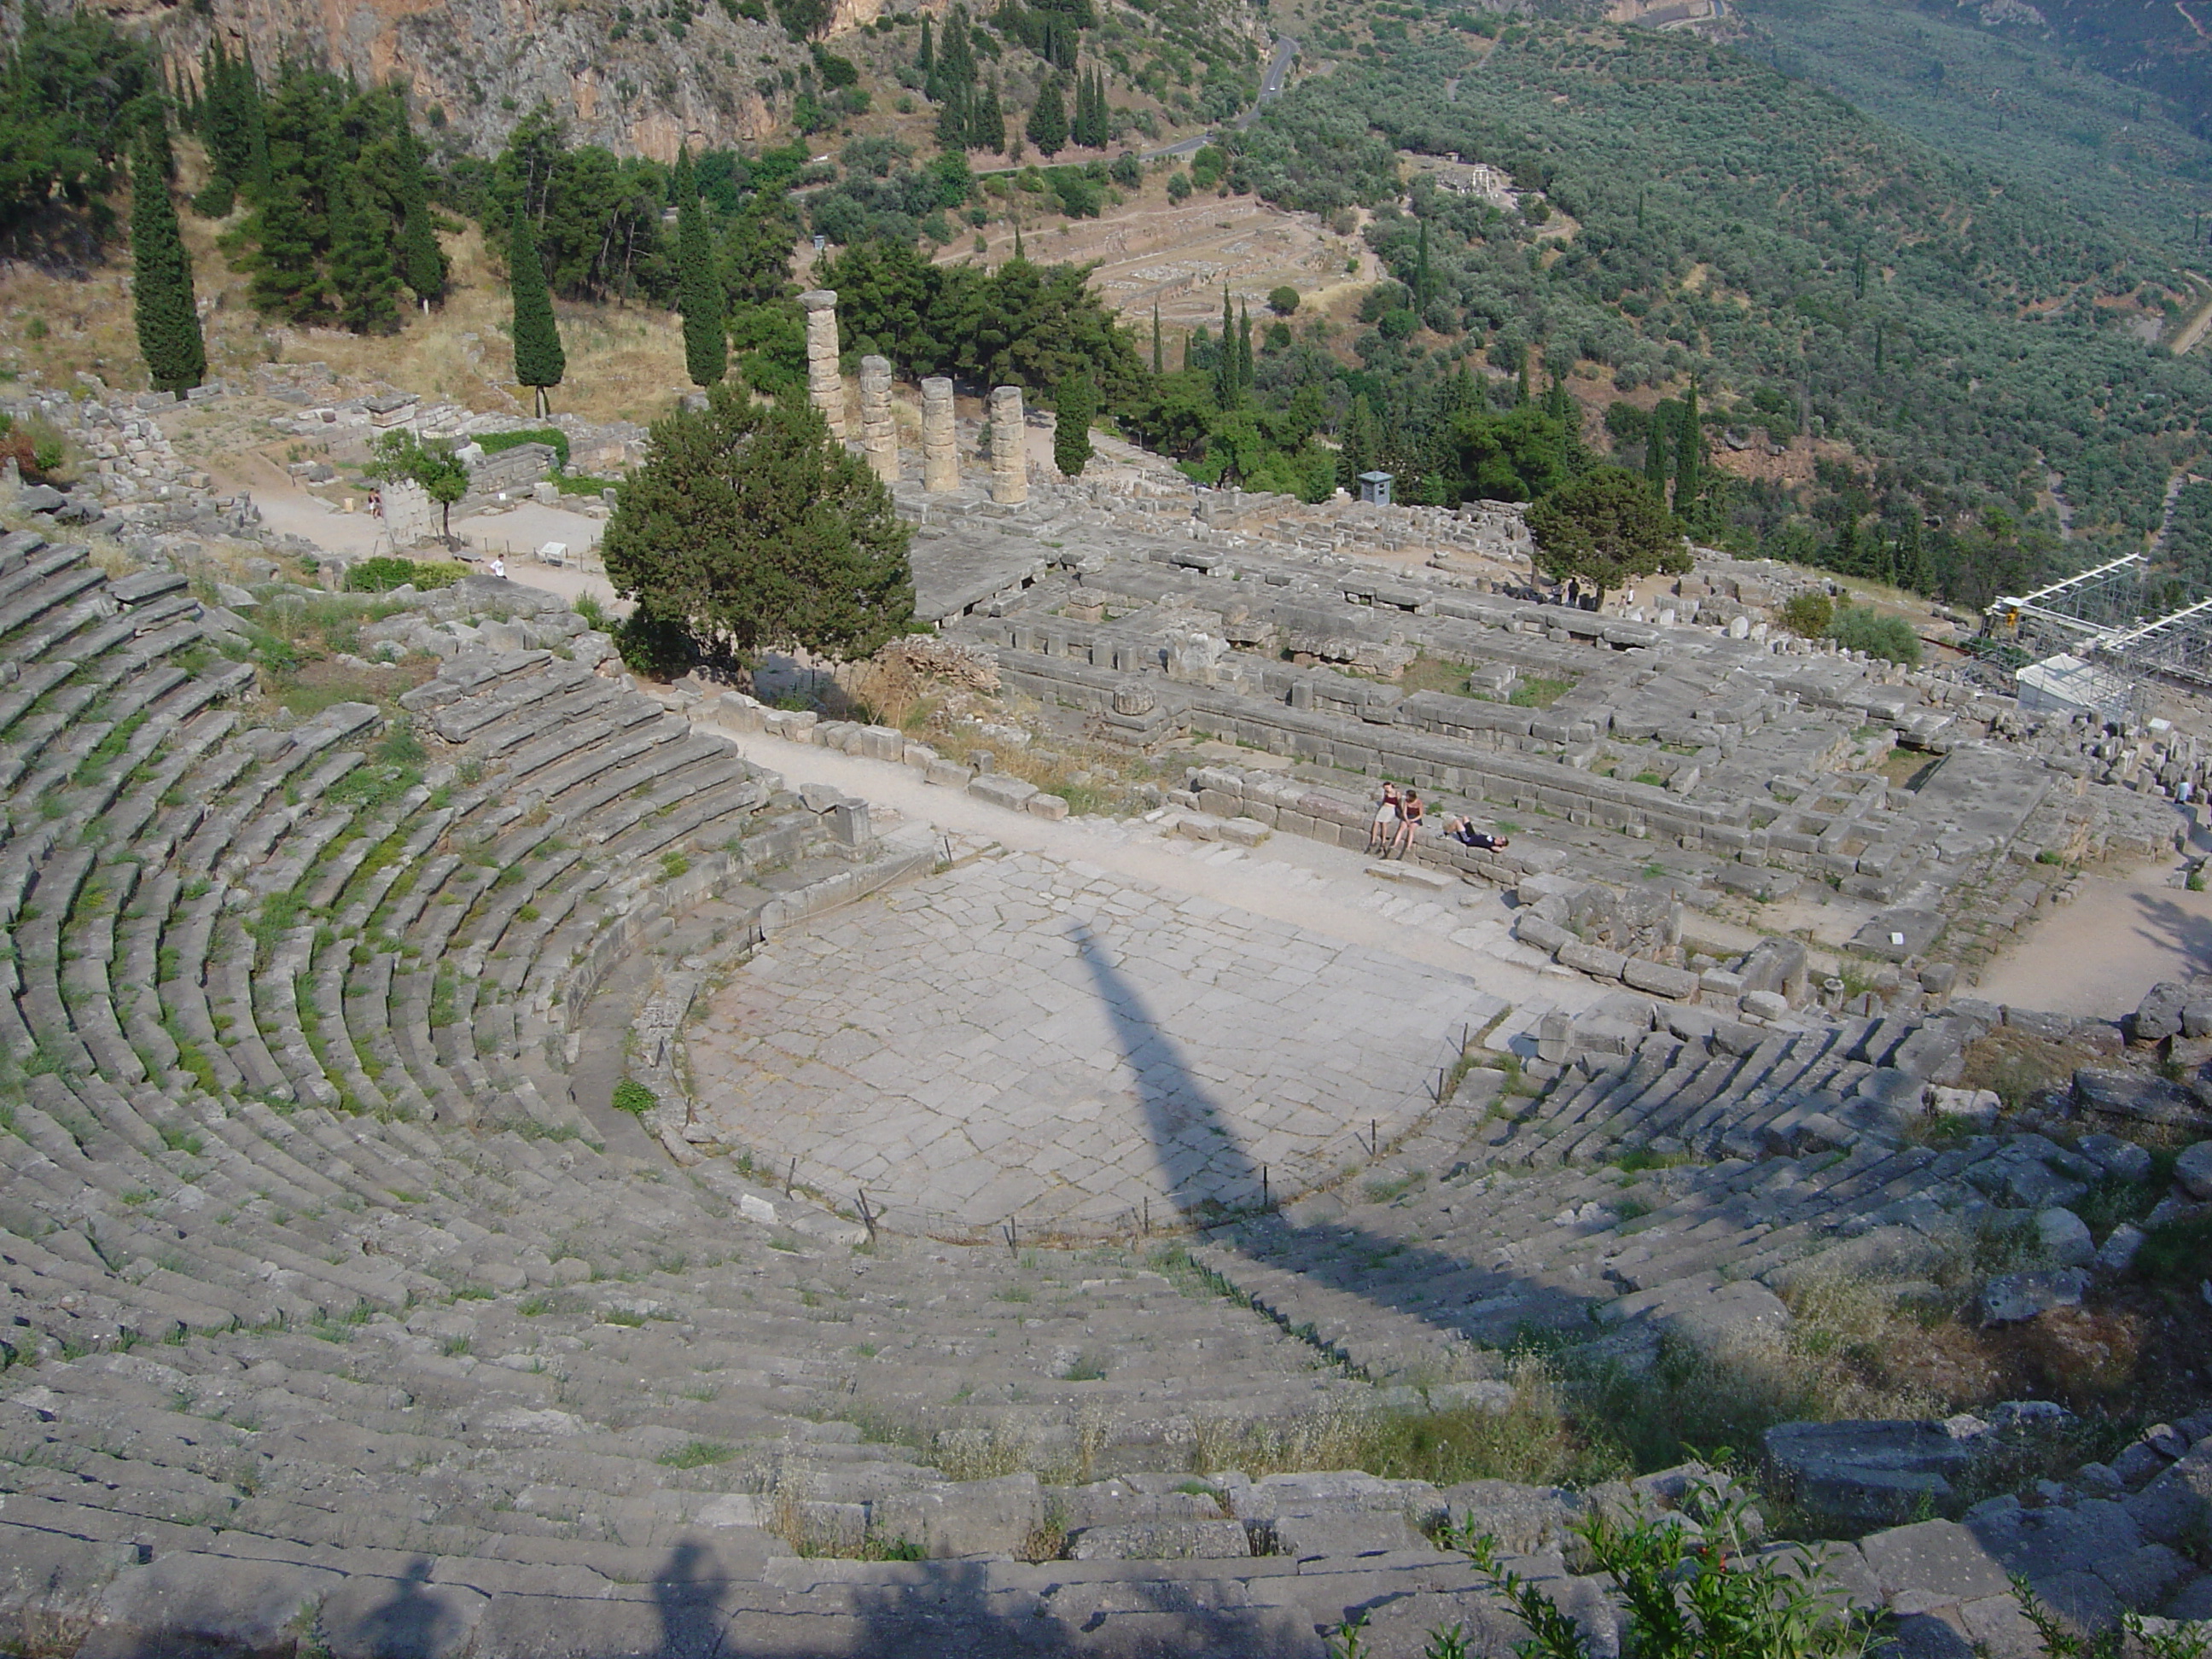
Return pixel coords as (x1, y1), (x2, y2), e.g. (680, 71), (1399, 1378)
(691, 850), (1499, 1234)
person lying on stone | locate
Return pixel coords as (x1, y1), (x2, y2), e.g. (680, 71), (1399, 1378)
(1441, 816), (1509, 852)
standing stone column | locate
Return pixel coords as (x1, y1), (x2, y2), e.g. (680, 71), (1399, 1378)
(800, 289), (846, 439)
(859, 355), (898, 485)
(988, 384), (1027, 506)
(921, 376), (958, 492)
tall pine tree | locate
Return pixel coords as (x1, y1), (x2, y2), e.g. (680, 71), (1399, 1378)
(329, 169), (399, 335)
(675, 148), (725, 388)
(1674, 381), (1701, 509)
(970, 76), (1005, 154)
(1027, 73), (1067, 158)
(1151, 302), (1162, 375)
(1052, 368), (1094, 476)
(242, 167), (322, 322)
(1236, 300), (1254, 397)
(1212, 288), (1236, 409)
(131, 138), (205, 399)
(917, 15), (934, 78)
(395, 126), (446, 311)
(509, 204), (567, 416)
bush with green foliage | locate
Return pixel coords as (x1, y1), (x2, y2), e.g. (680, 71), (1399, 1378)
(1779, 591), (1835, 637)
(1826, 605), (1921, 665)
(1435, 1478), (1871, 1659)
(611, 1079), (656, 1115)
(1528, 469), (1691, 598)
(344, 556), (467, 594)
(602, 385), (914, 667)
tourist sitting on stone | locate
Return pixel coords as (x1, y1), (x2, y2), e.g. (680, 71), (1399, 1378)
(1389, 789), (1424, 856)
(1442, 816), (1509, 852)
(1366, 782), (1400, 853)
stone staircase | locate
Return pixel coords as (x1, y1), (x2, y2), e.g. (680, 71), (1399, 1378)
(3, 533), (2209, 1657)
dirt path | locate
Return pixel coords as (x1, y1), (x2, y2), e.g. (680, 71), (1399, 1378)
(1973, 856), (2212, 1016)
(697, 720), (1598, 1014)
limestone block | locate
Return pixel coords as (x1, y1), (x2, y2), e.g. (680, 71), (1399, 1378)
(1742, 990), (1790, 1022)
(968, 773), (1039, 810)
(2036, 1207), (2095, 1267)
(2177, 1140), (2212, 1200)
(871, 1473), (1044, 1557)
(1219, 818), (1269, 847)
(1979, 1267), (2089, 1324)
(1557, 941), (1626, 980)
(1622, 958), (1700, 1000)
(2134, 981), (2192, 1044)
(85, 1554), (344, 1659)
(2075, 1069), (2208, 1131)
(1858, 1519), (2017, 1603)
(902, 742), (937, 768)
(2098, 1223), (2147, 1273)
(317, 1575), (490, 1659)
(1026, 792), (1069, 820)
(924, 760), (973, 789)
(1765, 1424), (1977, 1529)
(1068, 1519), (1252, 1560)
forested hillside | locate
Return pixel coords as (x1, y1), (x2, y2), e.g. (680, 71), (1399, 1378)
(1222, 22), (2212, 602)
(1734, 0), (2212, 259)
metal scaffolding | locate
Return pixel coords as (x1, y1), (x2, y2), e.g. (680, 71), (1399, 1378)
(2097, 594), (2212, 690)
(1991, 553), (2148, 640)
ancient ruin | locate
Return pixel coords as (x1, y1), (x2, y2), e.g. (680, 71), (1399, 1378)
(1, 340), (2209, 1659)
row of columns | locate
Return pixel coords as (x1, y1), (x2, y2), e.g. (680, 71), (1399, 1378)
(800, 288), (1027, 507)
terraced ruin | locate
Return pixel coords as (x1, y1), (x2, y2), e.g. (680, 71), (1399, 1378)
(3, 359), (2212, 1659)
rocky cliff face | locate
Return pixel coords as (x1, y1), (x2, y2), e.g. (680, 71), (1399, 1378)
(107, 0), (942, 158)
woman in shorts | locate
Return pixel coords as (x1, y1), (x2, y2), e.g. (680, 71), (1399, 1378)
(1366, 783), (1400, 854)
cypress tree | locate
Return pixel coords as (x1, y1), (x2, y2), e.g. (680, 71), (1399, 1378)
(395, 127), (446, 311)
(243, 169), (323, 322)
(509, 204), (567, 417)
(329, 170), (399, 335)
(238, 47), (269, 198)
(676, 150), (725, 388)
(917, 15), (934, 78)
(1644, 407), (1670, 500)
(1052, 369), (1094, 476)
(1237, 300), (1254, 396)
(1674, 381), (1701, 508)
(1213, 288), (1235, 409)
(937, 87), (969, 150)
(131, 139), (205, 399)
(1514, 347), (1531, 408)
(1027, 74), (1067, 159)
(1151, 302), (1162, 375)
(971, 77), (1006, 154)
(1414, 218), (1431, 308)
(1183, 323), (1204, 373)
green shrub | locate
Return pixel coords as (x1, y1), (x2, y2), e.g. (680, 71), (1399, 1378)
(346, 556), (467, 594)
(1440, 1479), (1869, 1659)
(1779, 591), (1833, 637)
(1826, 605), (1921, 665)
(613, 606), (695, 678)
(611, 1079), (656, 1115)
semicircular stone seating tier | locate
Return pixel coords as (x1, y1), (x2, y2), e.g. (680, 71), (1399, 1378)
(0, 533), (1437, 1658)
(3, 530), (2207, 1658)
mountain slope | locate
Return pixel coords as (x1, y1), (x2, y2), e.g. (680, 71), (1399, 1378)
(1236, 23), (2212, 565)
